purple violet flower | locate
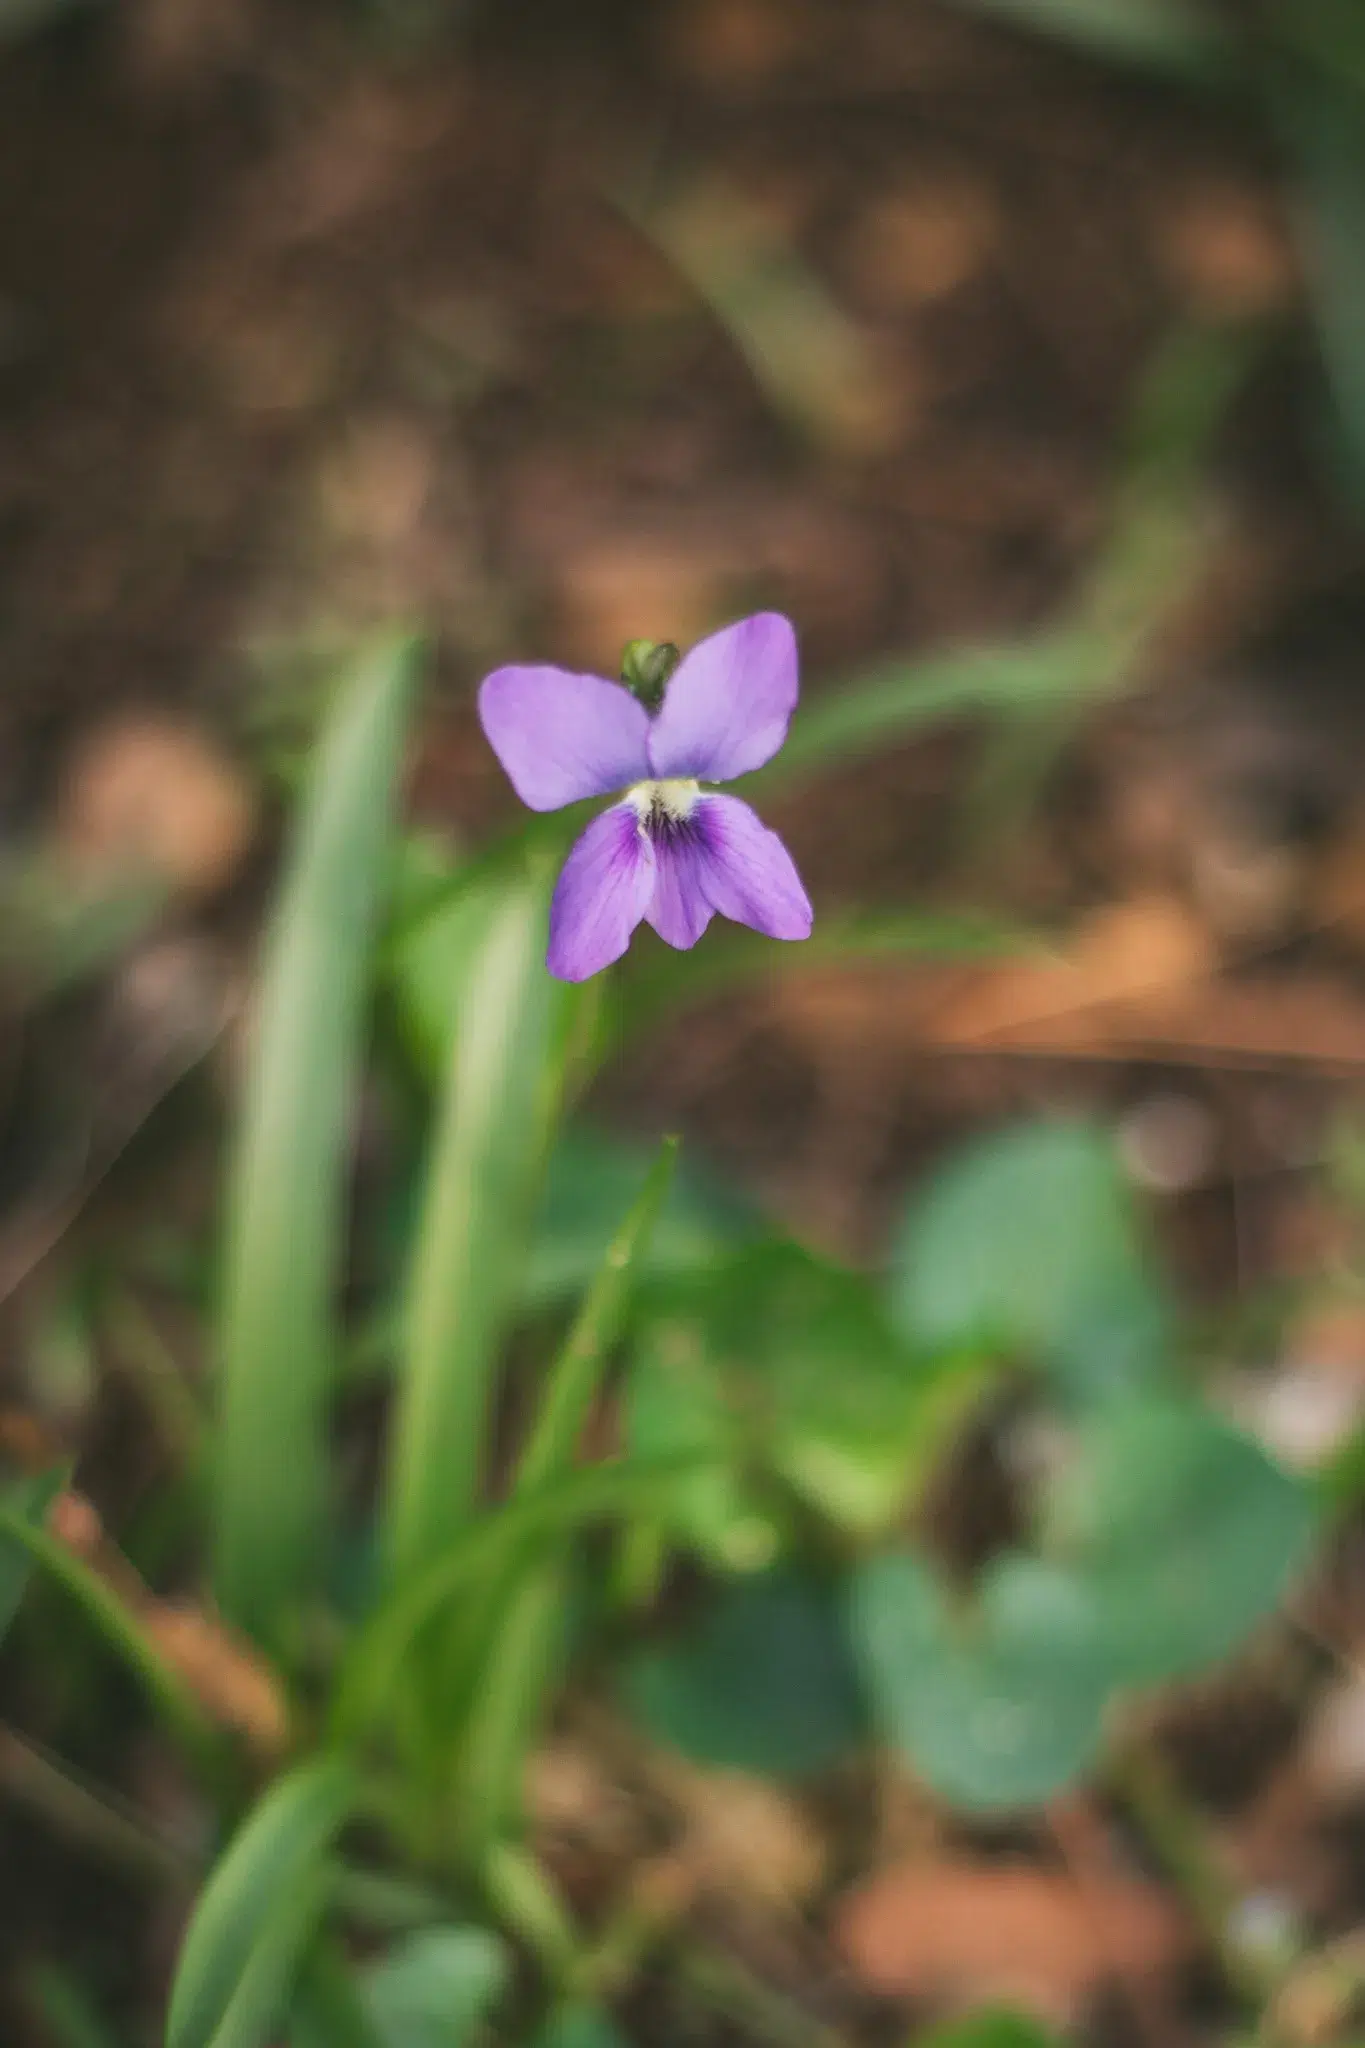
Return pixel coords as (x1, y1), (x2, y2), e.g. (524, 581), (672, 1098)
(478, 612), (814, 982)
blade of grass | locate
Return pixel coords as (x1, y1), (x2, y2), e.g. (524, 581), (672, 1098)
(946, 0), (1229, 77)
(1280, 79), (1365, 510)
(621, 174), (900, 456)
(0, 1501), (218, 1779)
(214, 633), (419, 1651)
(515, 1137), (680, 1495)
(166, 1759), (355, 2048)
(758, 636), (1093, 792)
(614, 908), (1039, 1041)
(332, 1455), (706, 1747)
(453, 1139), (680, 1858)
(0, 1466), (67, 1644)
(381, 861), (569, 1586)
(23, 1964), (123, 2048)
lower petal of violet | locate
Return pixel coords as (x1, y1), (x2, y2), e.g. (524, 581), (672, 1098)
(645, 829), (715, 950)
(548, 805), (656, 981)
(691, 794), (813, 941)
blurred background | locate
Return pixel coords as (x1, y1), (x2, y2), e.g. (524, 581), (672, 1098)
(9, 0), (1365, 2044)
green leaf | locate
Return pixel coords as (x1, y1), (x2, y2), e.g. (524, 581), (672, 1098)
(890, 1117), (1170, 1402)
(629, 1243), (992, 1551)
(944, 0), (1227, 76)
(917, 2009), (1061, 2048)
(626, 1314), (785, 1572)
(0, 1499), (218, 1776)
(450, 1140), (684, 1855)
(850, 1551), (1111, 1811)
(0, 0), (90, 47)
(760, 638), (1099, 793)
(333, 1456), (708, 1746)
(167, 1759), (356, 2048)
(214, 634), (419, 1649)
(516, 1139), (680, 1496)
(387, 855), (501, 1080)
(1280, 79), (1365, 511)
(533, 2007), (630, 2048)
(613, 907), (1030, 1066)
(289, 1944), (386, 2048)
(364, 1927), (509, 2048)
(382, 863), (569, 1586)
(0, 1467), (65, 1644)
(624, 1568), (865, 1778)
(523, 1126), (752, 1314)
(625, 175), (897, 455)
(1045, 1395), (1318, 1683)
(23, 1962), (125, 2048)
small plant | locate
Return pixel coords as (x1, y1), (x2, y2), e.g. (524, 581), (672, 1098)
(0, 340), (1323, 2039)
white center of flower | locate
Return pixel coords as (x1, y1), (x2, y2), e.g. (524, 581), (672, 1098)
(625, 778), (700, 831)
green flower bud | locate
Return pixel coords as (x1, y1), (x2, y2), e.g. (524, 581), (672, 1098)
(620, 638), (680, 711)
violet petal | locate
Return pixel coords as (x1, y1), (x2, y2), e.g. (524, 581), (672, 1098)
(547, 804), (655, 981)
(692, 794), (813, 940)
(645, 830), (716, 950)
(647, 613), (799, 783)
(479, 665), (651, 812)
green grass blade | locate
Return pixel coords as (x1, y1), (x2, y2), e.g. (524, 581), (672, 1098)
(333, 1456), (706, 1746)
(213, 634), (420, 1649)
(166, 1759), (355, 2048)
(946, 0), (1228, 77)
(452, 1564), (567, 1859)
(381, 864), (566, 1586)
(0, 1466), (66, 1644)
(760, 638), (1090, 791)
(24, 1964), (124, 2048)
(454, 1138), (681, 1857)
(0, 1501), (218, 1777)
(1282, 80), (1365, 509)
(614, 908), (1037, 1040)
(515, 1137), (680, 1495)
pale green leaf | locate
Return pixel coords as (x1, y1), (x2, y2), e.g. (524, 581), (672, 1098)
(214, 634), (419, 1649)
(167, 1760), (356, 2048)
(381, 863), (570, 1585)
(851, 1551), (1111, 1810)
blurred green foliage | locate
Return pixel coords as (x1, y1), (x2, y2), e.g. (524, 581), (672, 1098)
(947, 0), (1365, 514)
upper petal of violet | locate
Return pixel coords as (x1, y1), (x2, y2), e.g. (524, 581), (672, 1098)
(647, 613), (799, 784)
(547, 804), (656, 982)
(690, 793), (812, 941)
(479, 665), (651, 812)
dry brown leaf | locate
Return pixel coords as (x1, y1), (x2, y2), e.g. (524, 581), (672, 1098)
(662, 0), (816, 86)
(1267, 1932), (1365, 2048)
(55, 716), (256, 900)
(1155, 180), (1295, 319)
(671, 1767), (826, 1911)
(1311, 816), (1365, 949)
(833, 1857), (1189, 2021)
(931, 894), (1215, 1044)
(846, 176), (999, 311)
(772, 944), (1365, 1075)
(47, 1489), (288, 1756)
(144, 1604), (289, 1757)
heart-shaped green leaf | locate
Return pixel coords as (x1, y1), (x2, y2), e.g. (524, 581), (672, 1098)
(364, 1927), (508, 2048)
(1045, 1395), (1317, 1682)
(850, 1550), (1111, 1810)
(624, 1568), (865, 1778)
(890, 1117), (1169, 1403)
